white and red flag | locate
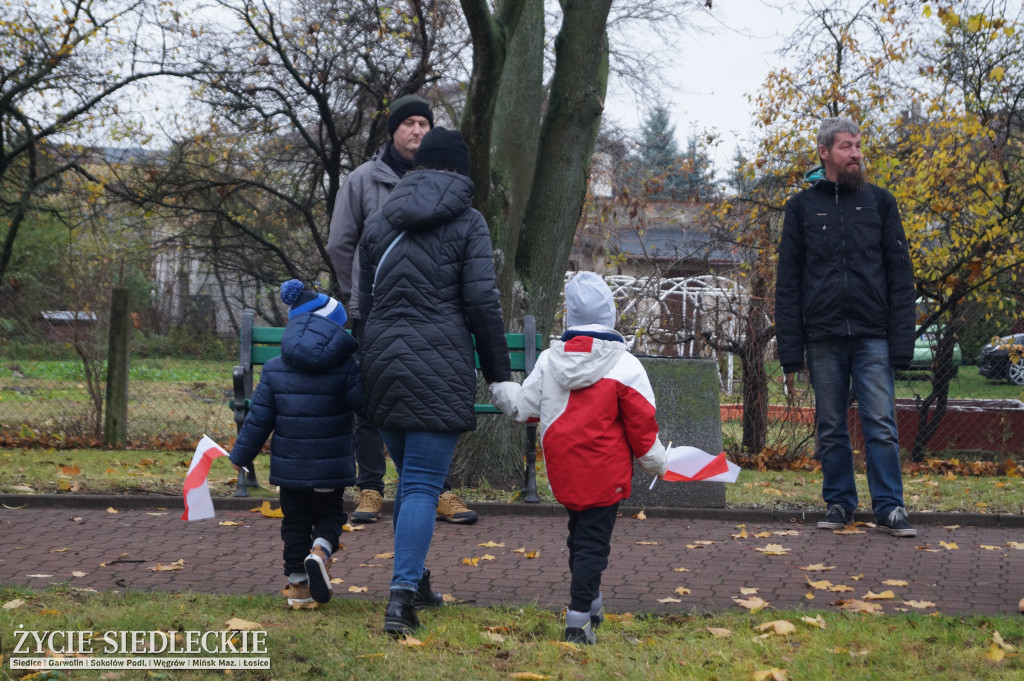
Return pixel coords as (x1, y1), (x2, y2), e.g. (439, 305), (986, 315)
(650, 445), (741, 489)
(181, 435), (229, 521)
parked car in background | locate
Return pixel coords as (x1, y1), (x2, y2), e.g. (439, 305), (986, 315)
(908, 332), (963, 370)
(977, 333), (1024, 385)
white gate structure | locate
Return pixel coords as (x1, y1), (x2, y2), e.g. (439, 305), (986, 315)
(558, 272), (772, 394)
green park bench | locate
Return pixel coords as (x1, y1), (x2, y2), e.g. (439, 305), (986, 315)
(229, 308), (545, 502)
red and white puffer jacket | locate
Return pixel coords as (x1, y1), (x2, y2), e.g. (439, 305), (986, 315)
(512, 330), (667, 511)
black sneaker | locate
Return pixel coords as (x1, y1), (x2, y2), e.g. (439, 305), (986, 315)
(817, 504), (852, 530)
(876, 507), (917, 537)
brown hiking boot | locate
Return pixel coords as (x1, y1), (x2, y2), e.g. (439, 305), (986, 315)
(281, 583), (317, 609)
(351, 489), (383, 523)
(436, 491), (478, 524)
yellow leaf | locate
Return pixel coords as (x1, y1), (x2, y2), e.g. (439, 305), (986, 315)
(1005, 542), (1024, 550)
(805, 592), (814, 600)
(398, 634), (426, 647)
(442, 593), (460, 603)
(752, 668), (787, 681)
(882, 579), (908, 586)
(218, 521), (242, 526)
(980, 545), (1000, 550)
(800, 563), (835, 572)
(755, 544), (790, 555)
(71, 571), (87, 578)
(733, 596), (769, 612)
(990, 66), (1006, 82)
(348, 585), (368, 593)
(524, 550), (539, 559)
(224, 617), (262, 631)
(941, 525), (961, 531)
(940, 541), (959, 550)
(673, 566), (689, 572)
(634, 510), (647, 520)
(480, 554), (496, 561)
(477, 541), (504, 548)
(508, 674), (551, 680)
(50, 548), (70, 553)
(481, 631), (505, 644)
(829, 585), (855, 593)
(374, 552), (394, 559)
(674, 587), (691, 595)
(706, 627), (732, 638)
(513, 547), (526, 553)
(330, 578), (344, 584)
(838, 599), (882, 614)
(692, 540), (714, 545)
(462, 557), (480, 567)
(757, 620), (796, 635)
(636, 541), (659, 545)
(800, 615), (827, 629)
(731, 529), (749, 539)
(342, 523), (364, 531)
(753, 531), (773, 538)
(863, 590), (896, 600)
(740, 587), (759, 595)
(850, 574), (864, 581)
(986, 643), (1006, 662)
(250, 501), (283, 518)
(806, 578), (833, 590)
(657, 597), (682, 603)
(902, 600), (935, 609)
(107, 507), (119, 514)
(771, 530), (800, 536)
(833, 527), (865, 535)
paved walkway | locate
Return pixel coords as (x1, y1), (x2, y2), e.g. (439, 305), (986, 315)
(1, 496), (1023, 617)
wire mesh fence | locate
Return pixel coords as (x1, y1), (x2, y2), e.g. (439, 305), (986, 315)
(1, 273), (1022, 462)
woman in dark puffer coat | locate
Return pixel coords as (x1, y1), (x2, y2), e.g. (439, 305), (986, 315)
(358, 127), (510, 635)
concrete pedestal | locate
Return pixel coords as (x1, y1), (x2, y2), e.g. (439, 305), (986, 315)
(623, 357), (725, 508)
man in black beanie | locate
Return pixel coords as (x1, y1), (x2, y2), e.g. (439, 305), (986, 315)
(413, 127), (472, 178)
(327, 95), (479, 526)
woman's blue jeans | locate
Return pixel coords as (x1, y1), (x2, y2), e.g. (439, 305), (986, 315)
(806, 337), (905, 520)
(378, 428), (461, 592)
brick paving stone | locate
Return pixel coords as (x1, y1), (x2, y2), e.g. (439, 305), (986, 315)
(2, 503), (1023, 617)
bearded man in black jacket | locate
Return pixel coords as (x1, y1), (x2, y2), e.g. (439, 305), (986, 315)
(775, 117), (918, 538)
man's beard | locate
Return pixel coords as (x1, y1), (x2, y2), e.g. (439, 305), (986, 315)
(836, 167), (865, 190)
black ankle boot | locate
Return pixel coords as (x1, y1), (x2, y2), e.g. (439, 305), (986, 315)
(384, 589), (420, 636)
(412, 569), (444, 610)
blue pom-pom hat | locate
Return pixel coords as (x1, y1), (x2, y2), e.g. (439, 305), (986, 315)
(279, 279), (348, 327)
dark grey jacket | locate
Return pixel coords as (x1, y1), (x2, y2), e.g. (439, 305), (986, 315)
(358, 170), (511, 432)
(775, 179), (916, 374)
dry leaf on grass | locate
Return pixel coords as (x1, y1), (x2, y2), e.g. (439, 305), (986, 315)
(800, 563), (836, 572)
(800, 615), (827, 629)
(398, 634), (426, 647)
(3, 598), (25, 610)
(752, 668), (787, 680)
(149, 559), (185, 572)
(733, 596), (769, 612)
(508, 674), (551, 680)
(705, 627), (732, 638)
(224, 617), (262, 631)
(757, 620), (796, 636)
(481, 631), (506, 644)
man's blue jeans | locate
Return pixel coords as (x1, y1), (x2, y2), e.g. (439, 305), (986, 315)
(378, 429), (461, 592)
(806, 337), (904, 520)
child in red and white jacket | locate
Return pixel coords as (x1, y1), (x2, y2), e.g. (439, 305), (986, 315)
(490, 271), (667, 644)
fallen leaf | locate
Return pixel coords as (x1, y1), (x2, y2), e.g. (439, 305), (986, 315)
(993, 630), (1015, 652)
(800, 563), (836, 572)
(523, 550), (539, 559)
(863, 590), (896, 600)
(149, 558), (185, 572)
(441, 594), (460, 603)
(27, 574), (54, 578)
(733, 596), (769, 612)
(753, 531), (773, 538)
(636, 541), (659, 545)
(348, 585), (368, 593)
(374, 552), (394, 559)
(71, 571), (87, 578)
(39, 609), (59, 615)
(939, 541), (959, 550)
(986, 643), (1007, 662)
(657, 597), (682, 603)
(805, 592), (815, 600)
(481, 631), (506, 644)
(3, 598), (25, 610)
(478, 541), (505, 548)
(686, 544), (706, 549)
(58, 464), (81, 476)
(634, 509), (647, 520)
(837, 599), (882, 614)
(757, 620), (796, 635)
(480, 554), (496, 561)
(342, 523), (364, 531)
(916, 545), (943, 552)
(800, 615), (827, 629)
(882, 579), (908, 587)
(106, 507), (119, 514)
(902, 600), (935, 609)
(218, 521), (242, 526)
(833, 527), (865, 535)
(755, 544), (790, 556)
(398, 635), (425, 647)
(805, 578), (833, 590)
(146, 512), (168, 516)
(828, 584), (854, 593)
(980, 545), (1001, 550)
(849, 574), (864, 581)
(731, 529), (749, 539)
(771, 530), (800, 536)
(508, 674), (551, 680)
(356, 653), (387, 659)
(513, 547), (526, 553)
(330, 578), (344, 584)
(706, 627), (732, 638)
(692, 540), (714, 545)
(673, 566), (689, 572)
(50, 548), (70, 553)
(250, 501), (283, 518)
(941, 525), (961, 531)
(752, 668), (787, 681)
(740, 587), (759, 595)
(462, 557), (479, 567)
(224, 617), (262, 631)
(674, 587), (691, 596)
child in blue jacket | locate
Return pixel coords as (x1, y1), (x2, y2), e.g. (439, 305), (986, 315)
(230, 280), (365, 608)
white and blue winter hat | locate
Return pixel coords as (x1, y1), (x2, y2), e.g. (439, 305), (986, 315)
(280, 279), (348, 327)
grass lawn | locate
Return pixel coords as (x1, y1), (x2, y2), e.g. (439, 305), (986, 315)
(3, 448), (1024, 515)
(1, 586), (1022, 680)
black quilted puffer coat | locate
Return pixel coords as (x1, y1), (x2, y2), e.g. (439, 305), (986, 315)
(357, 169), (511, 432)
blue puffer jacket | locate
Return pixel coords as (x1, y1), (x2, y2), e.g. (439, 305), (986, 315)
(229, 313), (365, 489)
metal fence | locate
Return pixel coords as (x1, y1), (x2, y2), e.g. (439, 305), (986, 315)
(1, 274), (1022, 460)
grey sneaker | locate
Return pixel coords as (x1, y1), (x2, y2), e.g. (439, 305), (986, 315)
(877, 507), (917, 537)
(565, 622), (597, 645)
(817, 504), (852, 530)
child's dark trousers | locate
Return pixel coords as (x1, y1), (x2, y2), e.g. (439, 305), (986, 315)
(565, 502), (619, 612)
(279, 487), (347, 576)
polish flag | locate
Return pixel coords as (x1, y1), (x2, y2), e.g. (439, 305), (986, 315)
(181, 435), (229, 521)
(650, 445), (741, 489)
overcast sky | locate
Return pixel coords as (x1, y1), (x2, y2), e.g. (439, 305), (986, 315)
(604, 0), (792, 169)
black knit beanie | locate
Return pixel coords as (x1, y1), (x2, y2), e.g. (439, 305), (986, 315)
(413, 126), (472, 178)
(387, 94), (433, 137)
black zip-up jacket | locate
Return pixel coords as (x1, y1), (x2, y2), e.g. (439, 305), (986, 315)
(775, 179), (916, 374)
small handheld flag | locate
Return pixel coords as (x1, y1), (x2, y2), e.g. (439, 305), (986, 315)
(650, 445), (741, 489)
(181, 435), (229, 521)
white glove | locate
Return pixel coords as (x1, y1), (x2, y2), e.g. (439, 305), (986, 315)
(489, 381), (521, 418)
